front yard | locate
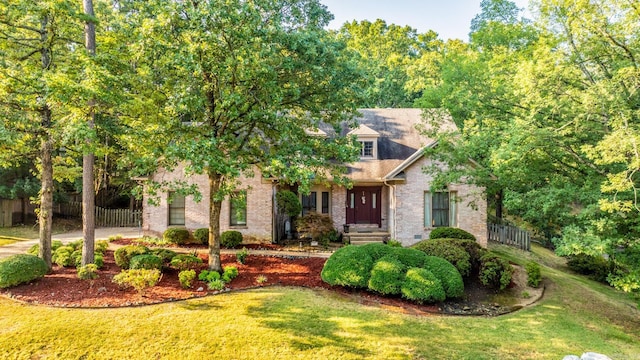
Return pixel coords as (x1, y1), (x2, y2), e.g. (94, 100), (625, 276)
(0, 244), (638, 359)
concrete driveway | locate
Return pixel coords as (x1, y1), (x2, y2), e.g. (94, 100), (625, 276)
(0, 227), (143, 259)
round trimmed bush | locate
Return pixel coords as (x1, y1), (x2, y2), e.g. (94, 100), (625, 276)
(220, 230), (243, 248)
(130, 254), (164, 270)
(412, 240), (471, 277)
(193, 228), (209, 245)
(368, 255), (407, 295)
(388, 246), (428, 268)
(449, 239), (487, 271)
(151, 248), (178, 264)
(359, 242), (393, 261)
(321, 245), (374, 288)
(401, 267), (446, 303)
(114, 245), (150, 269)
(170, 254), (203, 271)
(163, 227), (191, 245)
(52, 246), (76, 267)
(479, 253), (514, 291)
(422, 256), (464, 298)
(429, 227), (476, 241)
(0, 254), (48, 288)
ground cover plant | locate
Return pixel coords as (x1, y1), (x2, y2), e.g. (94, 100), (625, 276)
(0, 244), (638, 359)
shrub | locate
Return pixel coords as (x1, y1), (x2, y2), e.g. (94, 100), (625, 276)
(0, 254), (48, 288)
(387, 239), (402, 247)
(526, 261), (542, 288)
(360, 242), (393, 261)
(114, 245), (150, 269)
(68, 239), (83, 251)
(368, 255), (407, 295)
(94, 254), (104, 269)
(178, 269), (196, 289)
(77, 264), (99, 280)
(422, 256), (465, 298)
(236, 247), (249, 264)
(72, 249), (83, 267)
(198, 269), (221, 283)
(222, 266), (239, 282)
(412, 240), (471, 277)
(401, 267), (446, 303)
(170, 254), (203, 271)
(208, 279), (226, 291)
(479, 253), (514, 291)
(163, 227), (191, 245)
(130, 254), (163, 271)
(112, 269), (161, 295)
(27, 240), (64, 256)
(108, 234), (123, 242)
(566, 254), (612, 283)
(95, 240), (109, 255)
(296, 213), (335, 242)
(151, 248), (178, 265)
(321, 245), (374, 288)
(193, 228), (209, 245)
(221, 230), (243, 248)
(388, 247), (428, 268)
(429, 227), (476, 241)
(72, 251), (104, 269)
(449, 239), (487, 271)
(53, 246), (76, 267)
(317, 229), (339, 247)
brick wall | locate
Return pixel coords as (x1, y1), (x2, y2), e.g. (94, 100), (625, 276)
(143, 165), (274, 243)
(392, 156), (487, 247)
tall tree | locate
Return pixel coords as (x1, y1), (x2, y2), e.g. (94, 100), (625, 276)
(0, 2), (86, 269)
(81, 0), (97, 266)
(120, 0), (362, 271)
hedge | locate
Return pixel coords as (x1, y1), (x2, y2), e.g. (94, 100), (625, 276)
(401, 267), (446, 303)
(368, 255), (407, 295)
(422, 255), (465, 298)
(114, 245), (150, 269)
(163, 227), (191, 245)
(129, 254), (164, 271)
(412, 239), (471, 277)
(429, 227), (476, 241)
(479, 253), (514, 291)
(321, 245), (374, 288)
(220, 230), (243, 248)
(0, 254), (48, 288)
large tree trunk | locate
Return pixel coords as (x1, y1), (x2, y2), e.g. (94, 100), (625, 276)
(208, 172), (223, 272)
(39, 131), (53, 271)
(81, 0), (96, 266)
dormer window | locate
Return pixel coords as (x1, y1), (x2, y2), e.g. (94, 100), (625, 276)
(360, 141), (374, 158)
(348, 124), (380, 160)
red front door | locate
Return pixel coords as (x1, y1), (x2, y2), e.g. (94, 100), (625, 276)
(346, 187), (382, 226)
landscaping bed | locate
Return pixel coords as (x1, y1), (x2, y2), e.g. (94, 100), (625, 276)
(0, 243), (542, 316)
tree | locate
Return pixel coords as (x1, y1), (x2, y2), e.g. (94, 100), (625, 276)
(120, 0), (362, 272)
(0, 2), (87, 269)
(336, 19), (443, 108)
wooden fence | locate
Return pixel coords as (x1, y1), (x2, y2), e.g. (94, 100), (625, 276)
(488, 223), (531, 251)
(56, 201), (141, 228)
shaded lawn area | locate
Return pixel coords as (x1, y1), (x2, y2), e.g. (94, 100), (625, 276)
(0, 245), (638, 359)
(0, 237), (21, 246)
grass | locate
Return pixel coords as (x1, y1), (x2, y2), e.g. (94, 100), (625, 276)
(0, 219), (81, 239)
(0, 237), (23, 246)
(0, 244), (638, 359)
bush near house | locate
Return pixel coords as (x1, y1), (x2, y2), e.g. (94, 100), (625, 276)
(129, 254), (164, 271)
(114, 245), (150, 269)
(151, 248), (178, 265)
(220, 231), (243, 248)
(296, 213), (336, 244)
(321, 244), (464, 302)
(479, 253), (514, 291)
(0, 254), (48, 288)
(163, 228), (191, 245)
(412, 239), (471, 277)
(429, 227), (476, 241)
(170, 254), (203, 271)
(193, 228), (209, 245)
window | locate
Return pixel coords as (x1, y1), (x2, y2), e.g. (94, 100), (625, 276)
(230, 192), (247, 226)
(424, 191), (457, 227)
(168, 193), (185, 226)
(301, 190), (330, 215)
(360, 141), (374, 158)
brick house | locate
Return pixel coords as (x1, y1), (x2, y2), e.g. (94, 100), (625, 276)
(142, 108), (487, 247)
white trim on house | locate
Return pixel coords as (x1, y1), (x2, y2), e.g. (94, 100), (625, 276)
(383, 142), (438, 180)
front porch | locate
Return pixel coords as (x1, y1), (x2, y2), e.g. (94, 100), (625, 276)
(343, 224), (389, 245)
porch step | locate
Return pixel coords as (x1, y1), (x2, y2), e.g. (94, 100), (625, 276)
(345, 232), (389, 245)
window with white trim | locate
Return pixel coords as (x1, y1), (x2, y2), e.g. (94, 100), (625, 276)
(168, 193), (185, 226)
(424, 191), (457, 227)
(360, 141), (374, 158)
(301, 190), (330, 215)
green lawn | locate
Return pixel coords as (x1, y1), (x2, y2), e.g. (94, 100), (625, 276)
(0, 244), (638, 359)
(0, 237), (21, 246)
(0, 220), (80, 239)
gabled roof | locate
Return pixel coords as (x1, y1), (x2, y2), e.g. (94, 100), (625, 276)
(347, 124), (380, 137)
(335, 108), (455, 182)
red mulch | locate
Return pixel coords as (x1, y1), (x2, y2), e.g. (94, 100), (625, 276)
(0, 249), (440, 315)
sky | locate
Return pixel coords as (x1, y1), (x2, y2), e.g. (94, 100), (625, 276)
(320, 0), (530, 41)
